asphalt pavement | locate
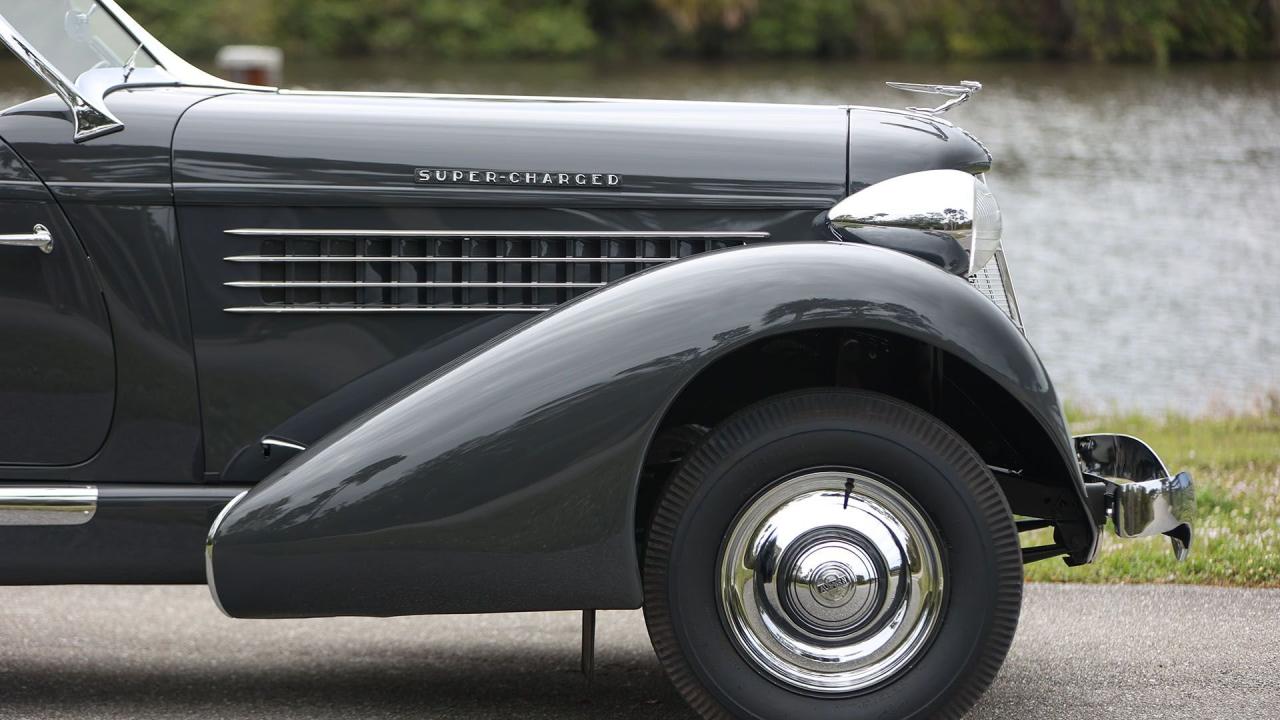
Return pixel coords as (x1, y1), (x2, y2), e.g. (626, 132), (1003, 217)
(0, 583), (1275, 719)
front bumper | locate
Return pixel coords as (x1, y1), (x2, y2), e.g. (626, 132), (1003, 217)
(1075, 434), (1195, 560)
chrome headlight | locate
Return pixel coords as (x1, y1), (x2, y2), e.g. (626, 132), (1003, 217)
(829, 169), (1002, 274)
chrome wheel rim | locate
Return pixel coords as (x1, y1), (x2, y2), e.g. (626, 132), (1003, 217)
(718, 470), (945, 695)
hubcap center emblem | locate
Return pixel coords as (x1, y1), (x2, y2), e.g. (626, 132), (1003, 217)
(811, 562), (858, 607)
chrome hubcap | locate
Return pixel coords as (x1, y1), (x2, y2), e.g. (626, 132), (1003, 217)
(718, 471), (945, 694)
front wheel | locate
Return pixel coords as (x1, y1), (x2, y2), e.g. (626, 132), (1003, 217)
(643, 390), (1022, 720)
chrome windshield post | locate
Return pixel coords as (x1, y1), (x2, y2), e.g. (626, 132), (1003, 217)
(0, 14), (124, 142)
(0, 0), (269, 143)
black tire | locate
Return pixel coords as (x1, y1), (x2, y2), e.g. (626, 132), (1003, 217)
(642, 389), (1022, 720)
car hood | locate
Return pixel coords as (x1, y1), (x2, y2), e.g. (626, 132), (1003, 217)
(172, 91), (852, 208)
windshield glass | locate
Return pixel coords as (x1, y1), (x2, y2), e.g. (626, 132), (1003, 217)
(2, 0), (157, 85)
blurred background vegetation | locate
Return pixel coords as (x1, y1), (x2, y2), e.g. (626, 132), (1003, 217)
(124, 0), (1280, 63)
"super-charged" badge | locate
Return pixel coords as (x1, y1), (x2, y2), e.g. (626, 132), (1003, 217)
(416, 168), (622, 188)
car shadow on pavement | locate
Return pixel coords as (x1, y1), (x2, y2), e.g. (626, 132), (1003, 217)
(0, 646), (697, 720)
(5, 584), (1278, 719)
(0, 642), (1076, 720)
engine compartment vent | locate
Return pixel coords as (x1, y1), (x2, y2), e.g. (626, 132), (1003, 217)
(221, 229), (768, 314)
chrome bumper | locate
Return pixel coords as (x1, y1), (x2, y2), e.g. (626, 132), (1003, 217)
(1075, 434), (1195, 561)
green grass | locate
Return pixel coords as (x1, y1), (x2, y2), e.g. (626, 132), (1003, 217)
(1023, 397), (1280, 588)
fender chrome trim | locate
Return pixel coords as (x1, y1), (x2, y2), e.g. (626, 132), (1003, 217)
(206, 490), (250, 617)
(0, 485), (97, 526)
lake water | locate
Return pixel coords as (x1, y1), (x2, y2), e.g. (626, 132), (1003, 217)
(3, 58), (1278, 415)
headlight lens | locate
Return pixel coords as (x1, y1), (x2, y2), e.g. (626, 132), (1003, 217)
(829, 169), (1002, 274)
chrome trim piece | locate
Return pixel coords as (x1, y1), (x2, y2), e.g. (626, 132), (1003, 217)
(1076, 433), (1171, 484)
(416, 168), (623, 188)
(225, 256), (682, 264)
(0, 224), (54, 254)
(829, 169), (980, 254)
(227, 281), (607, 289)
(969, 250), (1023, 330)
(224, 229), (771, 239)
(719, 471), (945, 694)
(279, 89), (953, 125)
(225, 305), (551, 314)
(991, 248), (1022, 327)
(831, 169), (1006, 276)
(206, 489), (250, 617)
(261, 437), (307, 453)
(885, 80), (982, 115)
(1075, 434), (1195, 560)
(1113, 473), (1195, 558)
(283, 88), (864, 111)
(0, 16), (123, 142)
(0, 485), (97, 526)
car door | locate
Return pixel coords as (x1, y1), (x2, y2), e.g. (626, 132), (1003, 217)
(0, 137), (115, 465)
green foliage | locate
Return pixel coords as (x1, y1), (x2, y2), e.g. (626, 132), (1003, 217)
(125, 0), (281, 56)
(737, 0), (861, 57)
(407, 0), (597, 58)
(120, 0), (1278, 62)
(1068, 0), (1269, 61)
(653, 0), (756, 32)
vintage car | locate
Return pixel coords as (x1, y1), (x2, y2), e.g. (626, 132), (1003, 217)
(0, 2), (1195, 718)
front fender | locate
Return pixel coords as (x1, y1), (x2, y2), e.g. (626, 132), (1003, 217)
(208, 242), (1079, 618)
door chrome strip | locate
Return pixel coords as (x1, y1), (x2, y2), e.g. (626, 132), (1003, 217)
(224, 229), (772, 239)
(0, 485), (97, 526)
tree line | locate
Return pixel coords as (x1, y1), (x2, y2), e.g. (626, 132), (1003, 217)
(125, 0), (1280, 63)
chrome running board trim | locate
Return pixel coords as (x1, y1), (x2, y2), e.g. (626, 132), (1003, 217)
(0, 485), (97, 526)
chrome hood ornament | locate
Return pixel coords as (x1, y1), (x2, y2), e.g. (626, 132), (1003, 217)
(885, 80), (982, 115)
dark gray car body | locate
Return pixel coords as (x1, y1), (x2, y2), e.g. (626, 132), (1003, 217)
(0, 76), (1096, 615)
